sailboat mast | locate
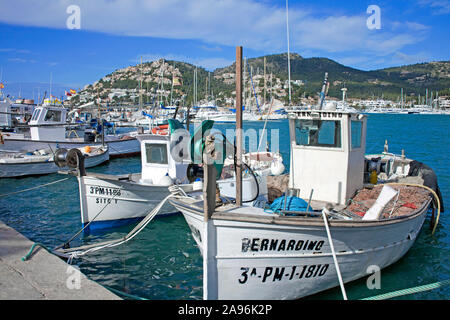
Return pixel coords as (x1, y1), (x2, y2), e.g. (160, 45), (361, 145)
(286, 0), (292, 106)
(263, 57), (266, 106)
(139, 56), (143, 110)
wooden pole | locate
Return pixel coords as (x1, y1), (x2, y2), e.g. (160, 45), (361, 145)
(235, 46), (243, 206)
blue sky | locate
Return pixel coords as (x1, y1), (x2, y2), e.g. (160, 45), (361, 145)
(0, 0), (449, 98)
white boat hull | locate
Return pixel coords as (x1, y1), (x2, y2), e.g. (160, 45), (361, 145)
(78, 174), (177, 228)
(77, 174), (266, 228)
(0, 135), (140, 158)
(170, 198), (430, 300)
(0, 149), (109, 178)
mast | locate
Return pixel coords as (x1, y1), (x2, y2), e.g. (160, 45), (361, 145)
(286, 0), (292, 106)
(49, 72), (53, 99)
(401, 88), (403, 109)
(263, 57), (267, 106)
(317, 72), (328, 110)
(139, 56), (143, 110)
(235, 46), (243, 206)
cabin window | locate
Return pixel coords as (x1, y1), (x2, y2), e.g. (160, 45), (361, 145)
(31, 109), (41, 121)
(44, 110), (62, 122)
(294, 119), (341, 148)
(145, 143), (168, 164)
(351, 121), (362, 149)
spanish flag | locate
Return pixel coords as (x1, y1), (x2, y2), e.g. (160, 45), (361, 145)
(70, 89), (76, 94)
(0, 83), (4, 89)
(65, 90), (72, 96)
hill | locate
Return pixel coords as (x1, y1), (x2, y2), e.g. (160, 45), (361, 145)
(70, 53), (450, 107)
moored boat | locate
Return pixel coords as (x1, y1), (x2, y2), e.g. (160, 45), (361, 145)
(0, 144), (109, 178)
(168, 108), (443, 300)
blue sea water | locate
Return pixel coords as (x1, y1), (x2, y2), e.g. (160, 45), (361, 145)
(0, 114), (448, 300)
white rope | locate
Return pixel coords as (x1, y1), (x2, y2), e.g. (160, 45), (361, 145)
(57, 194), (174, 257)
(322, 207), (348, 300)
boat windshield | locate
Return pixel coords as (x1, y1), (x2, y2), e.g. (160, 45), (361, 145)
(31, 109), (41, 121)
(145, 143), (168, 164)
(294, 119), (341, 148)
(44, 109), (62, 122)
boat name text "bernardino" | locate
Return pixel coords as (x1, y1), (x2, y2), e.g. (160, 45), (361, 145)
(241, 238), (324, 252)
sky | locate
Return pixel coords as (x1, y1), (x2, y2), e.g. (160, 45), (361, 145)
(0, 0), (449, 98)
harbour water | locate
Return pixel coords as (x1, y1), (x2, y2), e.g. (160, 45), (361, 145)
(0, 114), (448, 300)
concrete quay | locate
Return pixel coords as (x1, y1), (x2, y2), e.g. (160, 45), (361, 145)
(0, 220), (121, 300)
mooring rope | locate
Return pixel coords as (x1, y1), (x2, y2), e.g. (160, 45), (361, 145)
(55, 194), (175, 259)
(0, 177), (70, 198)
(360, 278), (450, 300)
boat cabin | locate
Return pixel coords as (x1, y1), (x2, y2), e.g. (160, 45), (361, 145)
(136, 132), (189, 186)
(29, 106), (68, 141)
(288, 110), (367, 205)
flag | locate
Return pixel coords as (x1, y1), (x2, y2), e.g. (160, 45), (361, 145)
(65, 90), (72, 96)
(70, 89), (76, 94)
(0, 83), (4, 89)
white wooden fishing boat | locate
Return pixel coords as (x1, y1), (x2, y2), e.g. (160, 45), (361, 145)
(168, 109), (443, 300)
(60, 120), (268, 230)
(0, 105), (140, 158)
(0, 145), (108, 178)
(224, 151), (285, 176)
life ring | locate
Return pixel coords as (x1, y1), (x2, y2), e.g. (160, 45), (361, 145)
(151, 124), (169, 135)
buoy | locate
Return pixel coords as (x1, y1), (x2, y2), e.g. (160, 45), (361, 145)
(270, 160), (285, 176)
(83, 146), (91, 154)
(158, 173), (173, 186)
(151, 124), (169, 135)
(192, 178), (203, 191)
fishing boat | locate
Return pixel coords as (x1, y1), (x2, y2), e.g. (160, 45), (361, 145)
(168, 107), (443, 300)
(58, 119), (267, 230)
(0, 104), (140, 157)
(0, 144), (108, 178)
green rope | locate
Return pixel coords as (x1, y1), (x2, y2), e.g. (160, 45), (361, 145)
(21, 242), (53, 261)
(103, 285), (148, 300)
(360, 279), (450, 300)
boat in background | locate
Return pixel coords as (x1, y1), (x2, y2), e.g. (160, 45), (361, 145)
(0, 144), (108, 178)
(0, 104), (140, 157)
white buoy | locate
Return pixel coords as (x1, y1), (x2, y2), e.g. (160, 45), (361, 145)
(158, 174), (173, 186)
(270, 160), (285, 176)
(192, 179), (203, 191)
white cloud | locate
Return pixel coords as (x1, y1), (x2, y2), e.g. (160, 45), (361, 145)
(418, 0), (450, 14)
(0, 0), (425, 55)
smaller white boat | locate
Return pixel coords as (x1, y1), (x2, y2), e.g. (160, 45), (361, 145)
(0, 145), (109, 178)
(57, 120), (267, 230)
(224, 151), (285, 176)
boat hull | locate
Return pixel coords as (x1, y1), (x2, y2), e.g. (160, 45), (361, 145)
(170, 197), (430, 300)
(0, 136), (140, 158)
(0, 149), (109, 178)
(78, 174), (177, 228)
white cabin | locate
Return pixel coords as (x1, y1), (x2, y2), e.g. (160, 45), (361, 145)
(288, 110), (367, 205)
(136, 133), (189, 186)
(29, 106), (67, 141)
(0, 99), (12, 127)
